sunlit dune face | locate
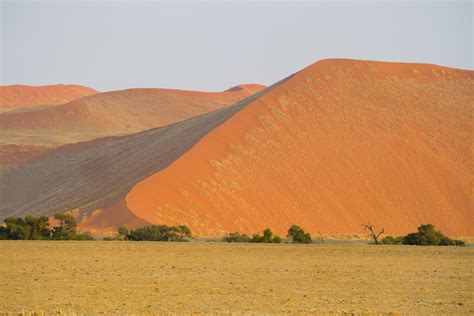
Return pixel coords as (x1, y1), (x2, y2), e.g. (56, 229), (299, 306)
(122, 59), (473, 237)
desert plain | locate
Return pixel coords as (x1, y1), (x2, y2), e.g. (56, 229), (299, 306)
(1, 241), (472, 315)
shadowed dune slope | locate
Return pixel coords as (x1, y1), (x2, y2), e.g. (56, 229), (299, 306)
(0, 86), (276, 228)
(0, 84), (265, 145)
(122, 59), (473, 237)
(0, 84), (97, 112)
(0, 144), (52, 171)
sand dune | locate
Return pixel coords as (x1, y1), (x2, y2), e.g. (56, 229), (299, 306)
(0, 84), (97, 112)
(0, 87), (272, 230)
(124, 59), (473, 237)
(1, 59), (472, 237)
(0, 84), (265, 145)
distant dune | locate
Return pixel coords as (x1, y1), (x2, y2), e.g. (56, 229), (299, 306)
(0, 84), (265, 145)
(0, 84), (97, 112)
(1, 59), (472, 238)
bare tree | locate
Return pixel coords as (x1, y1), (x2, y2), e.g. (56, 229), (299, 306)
(362, 223), (384, 244)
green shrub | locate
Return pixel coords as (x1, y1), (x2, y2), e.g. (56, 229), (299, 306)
(223, 232), (250, 242)
(126, 224), (192, 242)
(249, 233), (263, 243)
(3, 217), (30, 240)
(0, 225), (7, 240)
(272, 235), (282, 243)
(117, 225), (130, 240)
(454, 239), (466, 246)
(381, 235), (403, 245)
(176, 225), (192, 241)
(3, 216), (51, 240)
(249, 228), (281, 243)
(25, 215), (51, 240)
(402, 224), (464, 246)
(52, 212), (78, 239)
(1, 213), (94, 241)
(287, 225), (312, 244)
(73, 232), (95, 241)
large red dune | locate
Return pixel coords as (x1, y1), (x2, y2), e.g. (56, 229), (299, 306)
(0, 84), (265, 145)
(120, 59), (473, 237)
(0, 84), (97, 112)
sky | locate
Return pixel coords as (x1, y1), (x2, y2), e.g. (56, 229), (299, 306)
(0, 1), (472, 92)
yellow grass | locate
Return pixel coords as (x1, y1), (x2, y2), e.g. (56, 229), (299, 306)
(0, 241), (472, 315)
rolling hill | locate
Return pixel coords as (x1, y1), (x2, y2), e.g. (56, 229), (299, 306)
(0, 84), (265, 145)
(0, 84), (97, 112)
(1, 59), (472, 237)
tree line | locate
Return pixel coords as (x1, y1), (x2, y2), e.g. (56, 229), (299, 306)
(223, 225), (313, 244)
(0, 213), (93, 240)
(104, 224), (192, 242)
(0, 213), (465, 246)
(364, 223), (465, 246)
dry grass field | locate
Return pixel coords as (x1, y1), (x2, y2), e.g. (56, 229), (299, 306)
(0, 241), (472, 315)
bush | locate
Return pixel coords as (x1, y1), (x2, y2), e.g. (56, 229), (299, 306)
(117, 225), (130, 240)
(52, 212), (78, 239)
(25, 215), (51, 240)
(3, 217), (30, 240)
(249, 228), (281, 243)
(287, 225), (312, 244)
(3, 215), (51, 240)
(0, 225), (7, 240)
(72, 232), (95, 241)
(223, 232), (250, 242)
(401, 224), (464, 246)
(381, 235), (403, 245)
(126, 224), (192, 242)
(454, 239), (466, 247)
(0, 213), (94, 241)
(272, 235), (282, 243)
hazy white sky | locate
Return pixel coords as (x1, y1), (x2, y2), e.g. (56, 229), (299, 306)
(1, 1), (472, 92)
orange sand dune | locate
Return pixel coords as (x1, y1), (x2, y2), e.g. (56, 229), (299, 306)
(0, 84), (265, 145)
(121, 59), (473, 237)
(0, 84), (97, 112)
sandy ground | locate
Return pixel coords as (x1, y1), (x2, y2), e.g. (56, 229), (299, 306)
(0, 241), (472, 315)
